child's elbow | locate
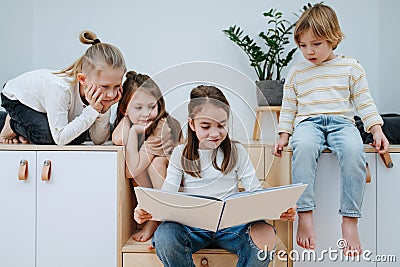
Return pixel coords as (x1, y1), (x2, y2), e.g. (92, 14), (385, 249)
(112, 133), (123, 146)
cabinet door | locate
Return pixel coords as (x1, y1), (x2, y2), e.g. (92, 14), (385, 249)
(0, 151), (36, 267)
(36, 151), (118, 267)
(377, 153), (399, 266)
(293, 153), (377, 266)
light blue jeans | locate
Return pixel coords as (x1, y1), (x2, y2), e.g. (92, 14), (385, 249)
(291, 115), (366, 217)
(152, 221), (274, 267)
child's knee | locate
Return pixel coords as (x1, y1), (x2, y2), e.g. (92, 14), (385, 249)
(249, 222), (276, 251)
(153, 222), (185, 246)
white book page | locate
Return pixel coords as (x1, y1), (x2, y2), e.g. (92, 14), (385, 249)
(218, 184), (307, 230)
(134, 187), (224, 231)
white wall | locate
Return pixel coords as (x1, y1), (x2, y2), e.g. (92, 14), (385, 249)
(378, 0), (400, 114)
(1, 0), (399, 139)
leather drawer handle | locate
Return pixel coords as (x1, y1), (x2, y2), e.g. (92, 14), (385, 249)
(380, 152), (393, 168)
(18, 159), (28, 181)
(41, 160), (52, 181)
(201, 258), (209, 266)
(365, 162), (371, 184)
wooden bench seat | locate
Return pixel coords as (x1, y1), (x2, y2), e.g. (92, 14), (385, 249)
(122, 233), (289, 267)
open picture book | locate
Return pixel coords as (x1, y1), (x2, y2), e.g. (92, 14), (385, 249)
(134, 183), (307, 232)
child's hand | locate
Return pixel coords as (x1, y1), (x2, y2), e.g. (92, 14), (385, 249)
(84, 84), (103, 113)
(134, 207), (153, 224)
(101, 86), (123, 114)
(369, 125), (389, 154)
(273, 133), (290, 157)
(280, 206), (297, 222)
(131, 124), (147, 134)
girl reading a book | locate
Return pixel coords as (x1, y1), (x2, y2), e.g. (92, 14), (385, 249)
(112, 71), (181, 242)
(134, 85), (296, 266)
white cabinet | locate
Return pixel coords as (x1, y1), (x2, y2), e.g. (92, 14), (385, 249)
(293, 152), (377, 266)
(0, 151), (36, 267)
(377, 153), (399, 266)
(0, 146), (124, 267)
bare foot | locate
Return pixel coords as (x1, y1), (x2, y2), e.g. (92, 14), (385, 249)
(0, 114), (18, 144)
(341, 217), (362, 256)
(18, 136), (29, 144)
(132, 221), (159, 242)
(297, 211), (316, 250)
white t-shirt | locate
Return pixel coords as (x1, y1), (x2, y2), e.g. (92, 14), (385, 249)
(2, 69), (110, 145)
(162, 143), (262, 199)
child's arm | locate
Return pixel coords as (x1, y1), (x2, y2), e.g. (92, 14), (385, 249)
(273, 132), (290, 157)
(112, 116), (131, 145)
(134, 207), (153, 224)
(369, 124), (389, 154)
(280, 206), (296, 222)
(236, 144), (263, 191)
(276, 69), (298, 136)
(45, 84), (101, 145)
(89, 110), (111, 145)
(125, 125), (155, 178)
(88, 85), (122, 145)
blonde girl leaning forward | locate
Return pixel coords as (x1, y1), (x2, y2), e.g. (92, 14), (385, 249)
(0, 30), (125, 145)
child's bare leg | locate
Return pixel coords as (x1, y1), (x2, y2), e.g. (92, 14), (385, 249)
(297, 211), (316, 250)
(132, 221), (160, 242)
(250, 222), (276, 252)
(0, 114), (18, 144)
(132, 157), (168, 243)
(341, 216), (361, 256)
(131, 171), (156, 242)
(147, 157), (168, 189)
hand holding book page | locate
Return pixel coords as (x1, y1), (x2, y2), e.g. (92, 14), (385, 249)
(134, 183), (307, 232)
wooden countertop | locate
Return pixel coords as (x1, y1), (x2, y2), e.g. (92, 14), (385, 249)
(239, 140), (400, 153)
(1, 140), (399, 153)
(0, 141), (124, 151)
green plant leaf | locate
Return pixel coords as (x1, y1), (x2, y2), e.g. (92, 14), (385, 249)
(223, 4), (307, 80)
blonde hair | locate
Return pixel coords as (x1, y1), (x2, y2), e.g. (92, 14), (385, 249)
(294, 3), (344, 50)
(55, 30), (126, 84)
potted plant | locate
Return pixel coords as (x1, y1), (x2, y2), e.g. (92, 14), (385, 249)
(223, 7), (303, 106)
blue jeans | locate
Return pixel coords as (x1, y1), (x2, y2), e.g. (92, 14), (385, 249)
(1, 93), (88, 145)
(291, 115), (366, 217)
(152, 221), (274, 267)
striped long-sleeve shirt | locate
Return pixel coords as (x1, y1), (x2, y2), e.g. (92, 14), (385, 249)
(277, 55), (383, 135)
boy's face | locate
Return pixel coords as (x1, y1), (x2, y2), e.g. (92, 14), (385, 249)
(189, 103), (228, 150)
(298, 29), (336, 65)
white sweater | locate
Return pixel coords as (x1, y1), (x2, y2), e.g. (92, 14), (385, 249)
(2, 69), (110, 145)
(277, 55), (383, 135)
(162, 143), (262, 199)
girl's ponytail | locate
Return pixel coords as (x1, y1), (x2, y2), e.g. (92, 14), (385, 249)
(55, 30), (126, 85)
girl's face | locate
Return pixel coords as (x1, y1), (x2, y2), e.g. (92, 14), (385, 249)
(189, 103), (228, 150)
(298, 29), (336, 65)
(126, 90), (158, 126)
(79, 64), (125, 106)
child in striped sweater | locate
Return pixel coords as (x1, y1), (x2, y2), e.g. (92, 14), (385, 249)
(273, 3), (388, 256)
